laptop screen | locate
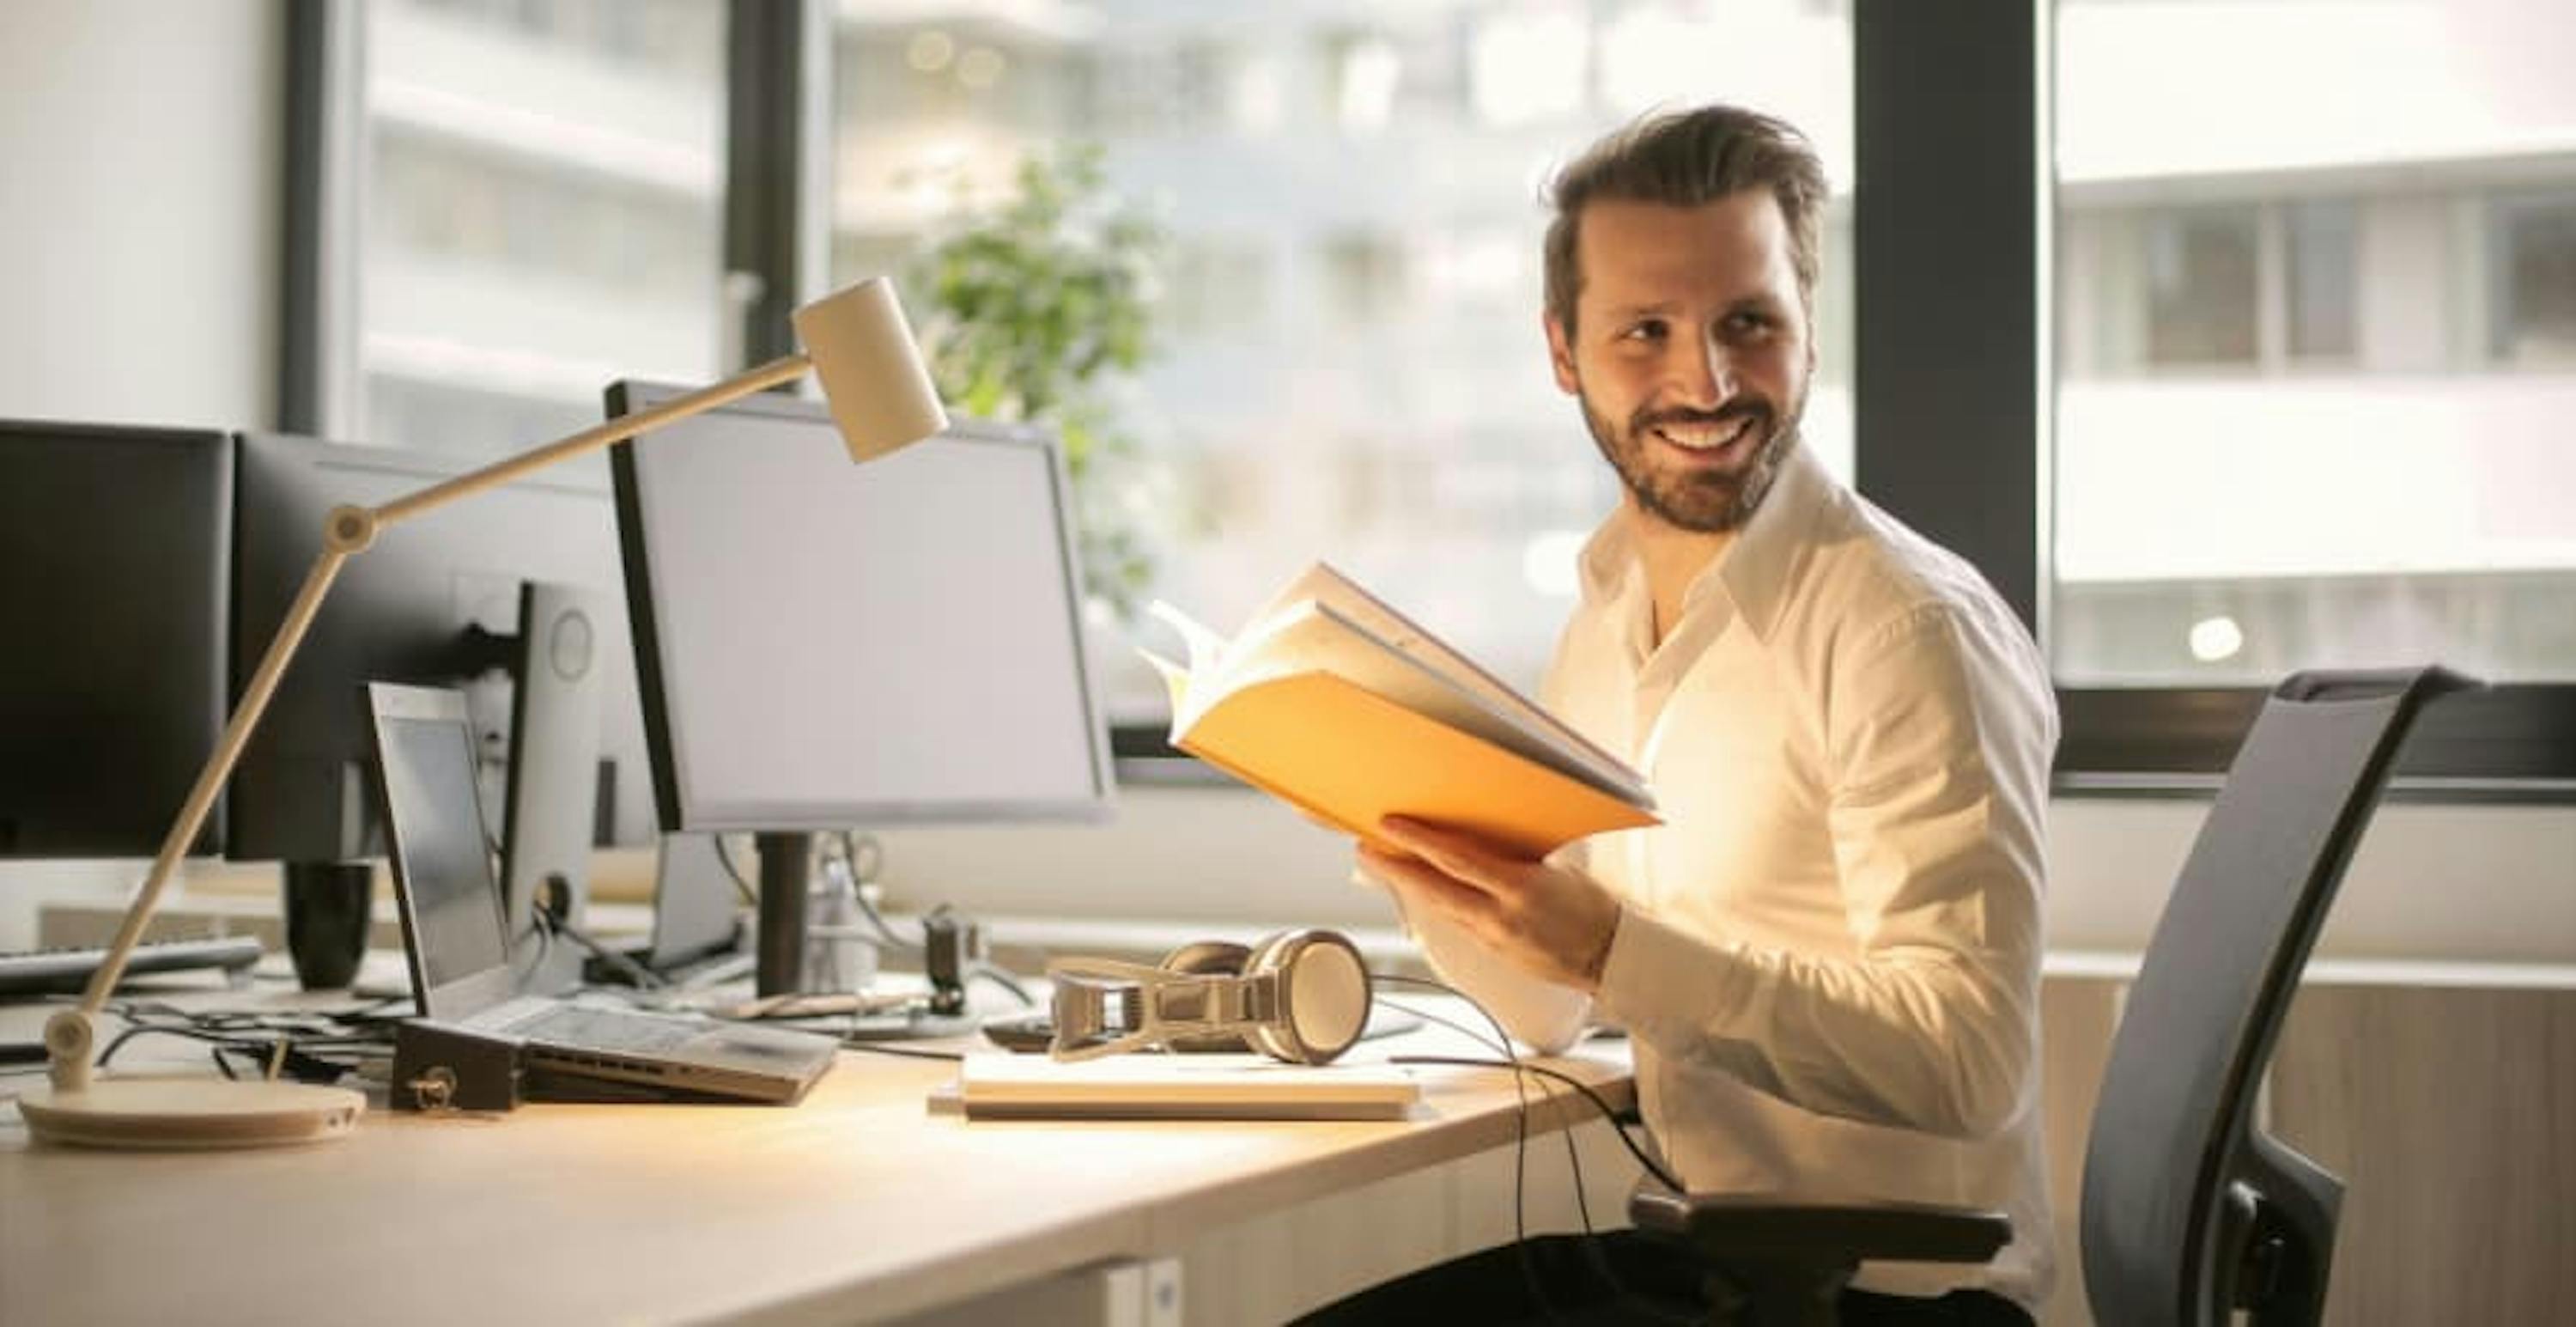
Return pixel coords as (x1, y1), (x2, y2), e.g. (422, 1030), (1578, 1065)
(368, 684), (519, 1018)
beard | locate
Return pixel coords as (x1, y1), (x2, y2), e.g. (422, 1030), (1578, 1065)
(1579, 385), (1802, 534)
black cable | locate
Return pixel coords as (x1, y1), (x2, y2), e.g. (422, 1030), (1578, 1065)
(513, 909), (556, 985)
(711, 834), (759, 907)
(91, 1023), (373, 1082)
(1378, 995), (1604, 1238)
(100, 1000), (398, 1050)
(839, 831), (927, 952)
(1372, 977), (1671, 1184)
(1373, 972), (1694, 1320)
(535, 910), (665, 989)
(1372, 973), (1562, 1322)
(1393, 1054), (1681, 1196)
(969, 963), (1035, 1007)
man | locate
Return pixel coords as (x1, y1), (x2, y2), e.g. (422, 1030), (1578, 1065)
(1327, 106), (2057, 1325)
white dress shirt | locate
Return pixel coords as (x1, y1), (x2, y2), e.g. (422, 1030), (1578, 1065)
(1411, 442), (2058, 1311)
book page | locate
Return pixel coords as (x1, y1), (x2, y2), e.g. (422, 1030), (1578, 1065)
(1146, 599), (1232, 679)
(1267, 563), (1642, 799)
(1188, 600), (1648, 807)
(1235, 565), (1646, 804)
(1136, 648), (1194, 715)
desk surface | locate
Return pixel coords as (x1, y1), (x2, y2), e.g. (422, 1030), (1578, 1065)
(0, 985), (1632, 1326)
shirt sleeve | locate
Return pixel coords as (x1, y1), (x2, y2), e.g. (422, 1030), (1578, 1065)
(1376, 848), (1595, 1055)
(1591, 602), (2056, 1139)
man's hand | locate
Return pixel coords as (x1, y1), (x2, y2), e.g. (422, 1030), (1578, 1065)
(1358, 816), (1623, 994)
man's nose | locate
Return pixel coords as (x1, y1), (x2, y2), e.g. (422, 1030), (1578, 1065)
(1666, 336), (1735, 410)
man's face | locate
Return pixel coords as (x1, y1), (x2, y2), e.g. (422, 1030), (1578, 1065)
(1546, 192), (1813, 534)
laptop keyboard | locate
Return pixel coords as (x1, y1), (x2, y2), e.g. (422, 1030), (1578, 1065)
(500, 1004), (705, 1054)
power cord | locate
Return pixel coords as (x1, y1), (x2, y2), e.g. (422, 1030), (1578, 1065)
(1370, 972), (1566, 1320)
(969, 963), (1035, 1007)
(532, 907), (666, 989)
(88, 999), (396, 1085)
(711, 834), (759, 907)
(1374, 993), (1605, 1236)
(1370, 972), (1690, 1324)
(829, 832), (1037, 1008)
(837, 831), (929, 952)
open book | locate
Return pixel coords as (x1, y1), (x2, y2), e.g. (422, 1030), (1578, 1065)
(1141, 563), (1657, 856)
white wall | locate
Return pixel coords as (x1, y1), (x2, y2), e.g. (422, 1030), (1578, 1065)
(864, 787), (2576, 966)
(0, 1), (282, 428)
(0, 0), (283, 948)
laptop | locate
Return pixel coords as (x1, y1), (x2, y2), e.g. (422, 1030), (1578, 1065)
(365, 682), (835, 1104)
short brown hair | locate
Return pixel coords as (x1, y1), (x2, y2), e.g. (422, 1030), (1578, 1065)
(1542, 105), (1828, 336)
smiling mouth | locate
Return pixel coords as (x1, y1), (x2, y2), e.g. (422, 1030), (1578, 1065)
(1648, 416), (1757, 455)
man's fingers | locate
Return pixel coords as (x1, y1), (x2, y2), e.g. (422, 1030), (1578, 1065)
(1376, 818), (1517, 888)
(1383, 876), (1505, 952)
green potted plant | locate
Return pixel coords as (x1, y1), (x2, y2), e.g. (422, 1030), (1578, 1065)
(901, 144), (1168, 623)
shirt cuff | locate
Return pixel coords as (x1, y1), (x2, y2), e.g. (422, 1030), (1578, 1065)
(1595, 904), (1739, 1043)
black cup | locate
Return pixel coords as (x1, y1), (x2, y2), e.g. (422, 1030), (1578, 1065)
(283, 861), (374, 989)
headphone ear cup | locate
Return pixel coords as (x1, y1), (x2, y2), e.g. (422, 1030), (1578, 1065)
(1242, 929), (1370, 1065)
(1238, 931), (1299, 1062)
(1157, 940), (1255, 1053)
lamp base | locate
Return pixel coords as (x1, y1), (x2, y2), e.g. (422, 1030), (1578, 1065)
(16, 1077), (364, 1149)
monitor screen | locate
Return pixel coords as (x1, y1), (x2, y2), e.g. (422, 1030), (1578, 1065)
(609, 382), (1113, 831)
(0, 420), (232, 858)
(229, 434), (659, 864)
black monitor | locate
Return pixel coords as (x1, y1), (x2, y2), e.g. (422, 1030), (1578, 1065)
(227, 434), (657, 890)
(0, 420), (233, 858)
(607, 381), (1114, 995)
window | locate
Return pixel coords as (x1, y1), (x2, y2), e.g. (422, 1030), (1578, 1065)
(286, 0), (2572, 785)
(2053, 0), (2576, 695)
(337, 0), (731, 458)
(2285, 198), (2360, 362)
(2060, 198), (2359, 378)
(828, 1), (1854, 727)
(2143, 206), (2259, 367)
(2491, 191), (2576, 366)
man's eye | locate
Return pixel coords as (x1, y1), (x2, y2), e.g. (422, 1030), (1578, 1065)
(1723, 312), (1775, 338)
(1619, 320), (1667, 343)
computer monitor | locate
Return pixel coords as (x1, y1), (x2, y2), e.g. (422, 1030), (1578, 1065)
(0, 420), (233, 858)
(606, 380), (1114, 995)
(227, 434), (658, 891)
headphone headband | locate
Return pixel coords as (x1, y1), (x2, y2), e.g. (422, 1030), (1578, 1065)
(1044, 929), (1370, 1066)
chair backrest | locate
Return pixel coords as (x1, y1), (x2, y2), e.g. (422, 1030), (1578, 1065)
(2079, 667), (2474, 1327)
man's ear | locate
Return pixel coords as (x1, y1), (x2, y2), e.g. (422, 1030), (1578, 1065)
(1544, 313), (1580, 396)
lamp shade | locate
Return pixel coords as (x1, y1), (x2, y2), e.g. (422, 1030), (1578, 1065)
(793, 277), (950, 460)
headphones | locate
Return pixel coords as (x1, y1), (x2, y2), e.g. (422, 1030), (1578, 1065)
(1046, 928), (1372, 1065)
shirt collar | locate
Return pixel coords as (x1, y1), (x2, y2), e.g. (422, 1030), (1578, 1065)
(1575, 441), (1835, 644)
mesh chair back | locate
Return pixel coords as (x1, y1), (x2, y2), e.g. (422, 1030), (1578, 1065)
(2079, 667), (2471, 1327)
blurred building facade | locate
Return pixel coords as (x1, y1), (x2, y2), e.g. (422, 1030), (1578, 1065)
(350, 0), (2576, 719)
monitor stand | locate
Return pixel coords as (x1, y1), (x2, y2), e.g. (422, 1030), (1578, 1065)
(500, 581), (606, 992)
(753, 831), (815, 997)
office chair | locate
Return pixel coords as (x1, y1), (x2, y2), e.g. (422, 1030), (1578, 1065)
(1629, 666), (2476, 1327)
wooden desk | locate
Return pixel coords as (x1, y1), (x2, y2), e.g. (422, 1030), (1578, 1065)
(0, 992), (1639, 1326)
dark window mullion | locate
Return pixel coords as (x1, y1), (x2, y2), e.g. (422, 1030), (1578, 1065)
(1850, 0), (2046, 632)
(726, 0), (819, 370)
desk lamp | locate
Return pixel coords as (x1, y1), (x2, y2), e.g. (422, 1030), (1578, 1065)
(19, 277), (948, 1149)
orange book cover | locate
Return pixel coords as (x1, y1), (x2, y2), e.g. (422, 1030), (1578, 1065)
(1143, 563), (1657, 857)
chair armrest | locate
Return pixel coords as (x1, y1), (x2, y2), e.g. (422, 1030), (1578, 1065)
(1630, 1184), (2013, 1265)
